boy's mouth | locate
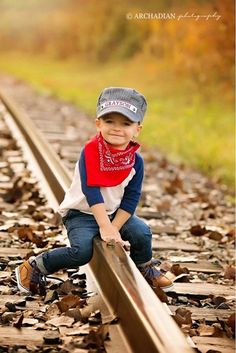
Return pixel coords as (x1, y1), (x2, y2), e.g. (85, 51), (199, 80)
(109, 134), (124, 137)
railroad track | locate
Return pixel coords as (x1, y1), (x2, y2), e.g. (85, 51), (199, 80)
(0, 91), (194, 352)
(0, 83), (234, 353)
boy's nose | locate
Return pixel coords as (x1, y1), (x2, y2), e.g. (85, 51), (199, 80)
(113, 124), (121, 130)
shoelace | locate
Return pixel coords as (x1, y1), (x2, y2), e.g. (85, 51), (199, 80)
(31, 261), (47, 286)
(140, 259), (162, 279)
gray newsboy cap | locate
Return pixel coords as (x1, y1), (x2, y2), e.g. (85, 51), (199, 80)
(97, 87), (147, 123)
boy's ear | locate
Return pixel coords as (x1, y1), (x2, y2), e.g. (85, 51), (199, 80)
(95, 118), (101, 130)
(134, 124), (142, 137)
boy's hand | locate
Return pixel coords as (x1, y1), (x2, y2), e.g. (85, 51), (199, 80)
(90, 203), (126, 246)
(99, 224), (124, 246)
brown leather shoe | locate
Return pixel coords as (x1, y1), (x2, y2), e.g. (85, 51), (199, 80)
(139, 260), (174, 292)
(15, 259), (46, 294)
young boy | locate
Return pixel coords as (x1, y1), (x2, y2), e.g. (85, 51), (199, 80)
(15, 87), (173, 294)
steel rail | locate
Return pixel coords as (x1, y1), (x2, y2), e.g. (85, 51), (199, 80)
(0, 89), (194, 353)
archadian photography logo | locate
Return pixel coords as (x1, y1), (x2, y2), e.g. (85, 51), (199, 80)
(126, 11), (221, 21)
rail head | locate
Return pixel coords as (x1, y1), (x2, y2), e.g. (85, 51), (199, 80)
(0, 89), (194, 353)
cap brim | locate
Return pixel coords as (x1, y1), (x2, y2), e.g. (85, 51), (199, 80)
(97, 106), (141, 123)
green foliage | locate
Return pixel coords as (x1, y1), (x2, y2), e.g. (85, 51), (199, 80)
(0, 0), (234, 187)
(0, 53), (234, 187)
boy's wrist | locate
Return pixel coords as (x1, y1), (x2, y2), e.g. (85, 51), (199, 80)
(99, 220), (111, 227)
(111, 221), (120, 230)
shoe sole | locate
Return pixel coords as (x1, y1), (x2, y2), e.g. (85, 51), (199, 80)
(153, 283), (174, 293)
(162, 284), (174, 292)
(15, 267), (30, 293)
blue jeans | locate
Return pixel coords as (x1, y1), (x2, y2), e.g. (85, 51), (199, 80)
(36, 209), (152, 274)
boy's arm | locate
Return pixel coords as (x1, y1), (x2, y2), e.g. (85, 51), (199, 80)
(112, 153), (144, 229)
(90, 203), (124, 244)
(79, 149), (123, 244)
(79, 149), (104, 206)
(112, 208), (131, 230)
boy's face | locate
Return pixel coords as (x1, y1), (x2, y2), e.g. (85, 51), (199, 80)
(95, 113), (142, 150)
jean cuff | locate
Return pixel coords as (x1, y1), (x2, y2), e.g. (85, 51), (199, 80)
(35, 254), (49, 275)
(136, 259), (152, 268)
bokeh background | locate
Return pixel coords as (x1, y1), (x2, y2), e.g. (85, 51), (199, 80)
(0, 0), (234, 187)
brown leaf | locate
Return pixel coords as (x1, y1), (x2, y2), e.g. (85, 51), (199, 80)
(3, 179), (23, 203)
(13, 313), (24, 329)
(56, 294), (85, 313)
(208, 231), (223, 241)
(160, 261), (172, 272)
(58, 279), (77, 294)
(173, 308), (192, 327)
(227, 314), (235, 336)
(77, 305), (95, 322)
(198, 323), (216, 336)
(224, 265), (236, 280)
(46, 315), (74, 327)
(17, 226), (48, 247)
(80, 324), (109, 349)
(44, 290), (59, 304)
(211, 324), (225, 338)
(17, 226), (33, 241)
(212, 296), (226, 306)
(171, 264), (189, 276)
(45, 303), (61, 319)
(65, 308), (83, 321)
(225, 229), (235, 241)
(189, 328), (198, 337)
(165, 175), (183, 195)
(217, 317), (234, 338)
(190, 225), (208, 236)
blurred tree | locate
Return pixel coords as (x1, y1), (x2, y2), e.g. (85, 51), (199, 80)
(0, 0), (234, 89)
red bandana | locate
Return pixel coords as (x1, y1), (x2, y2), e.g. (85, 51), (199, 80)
(84, 133), (140, 187)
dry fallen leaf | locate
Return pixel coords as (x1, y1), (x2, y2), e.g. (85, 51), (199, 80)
(208, 231), (223, 242)
(224, 265), (236, 280)
(212, 296), (226, 307)
(57, 294), (85, 313)
(47, 315), (74, 327)
(80, 324), (109, 349)
(173, 308), (192, 327)
(13, 313), (24, 329)
(45, 303), (61, 319)
(225, 228), (235, 242)
(216, 317), (234, 338)
(44, 290), (59, 304)
(17, 226), (48, 247)
(197, 323), (216, 337)
(171, 264), (189, 276)
(190, 225), (208, 236)
(227, 313), (235, 337)
(58, 279), (77, 294)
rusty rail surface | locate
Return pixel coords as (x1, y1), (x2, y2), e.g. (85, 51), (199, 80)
(0, 89), (194, 353)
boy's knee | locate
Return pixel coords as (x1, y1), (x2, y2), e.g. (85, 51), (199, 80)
(139, 228), (152, 242)
(134, 224), (152, 244)
(69, 246), (93, 266)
